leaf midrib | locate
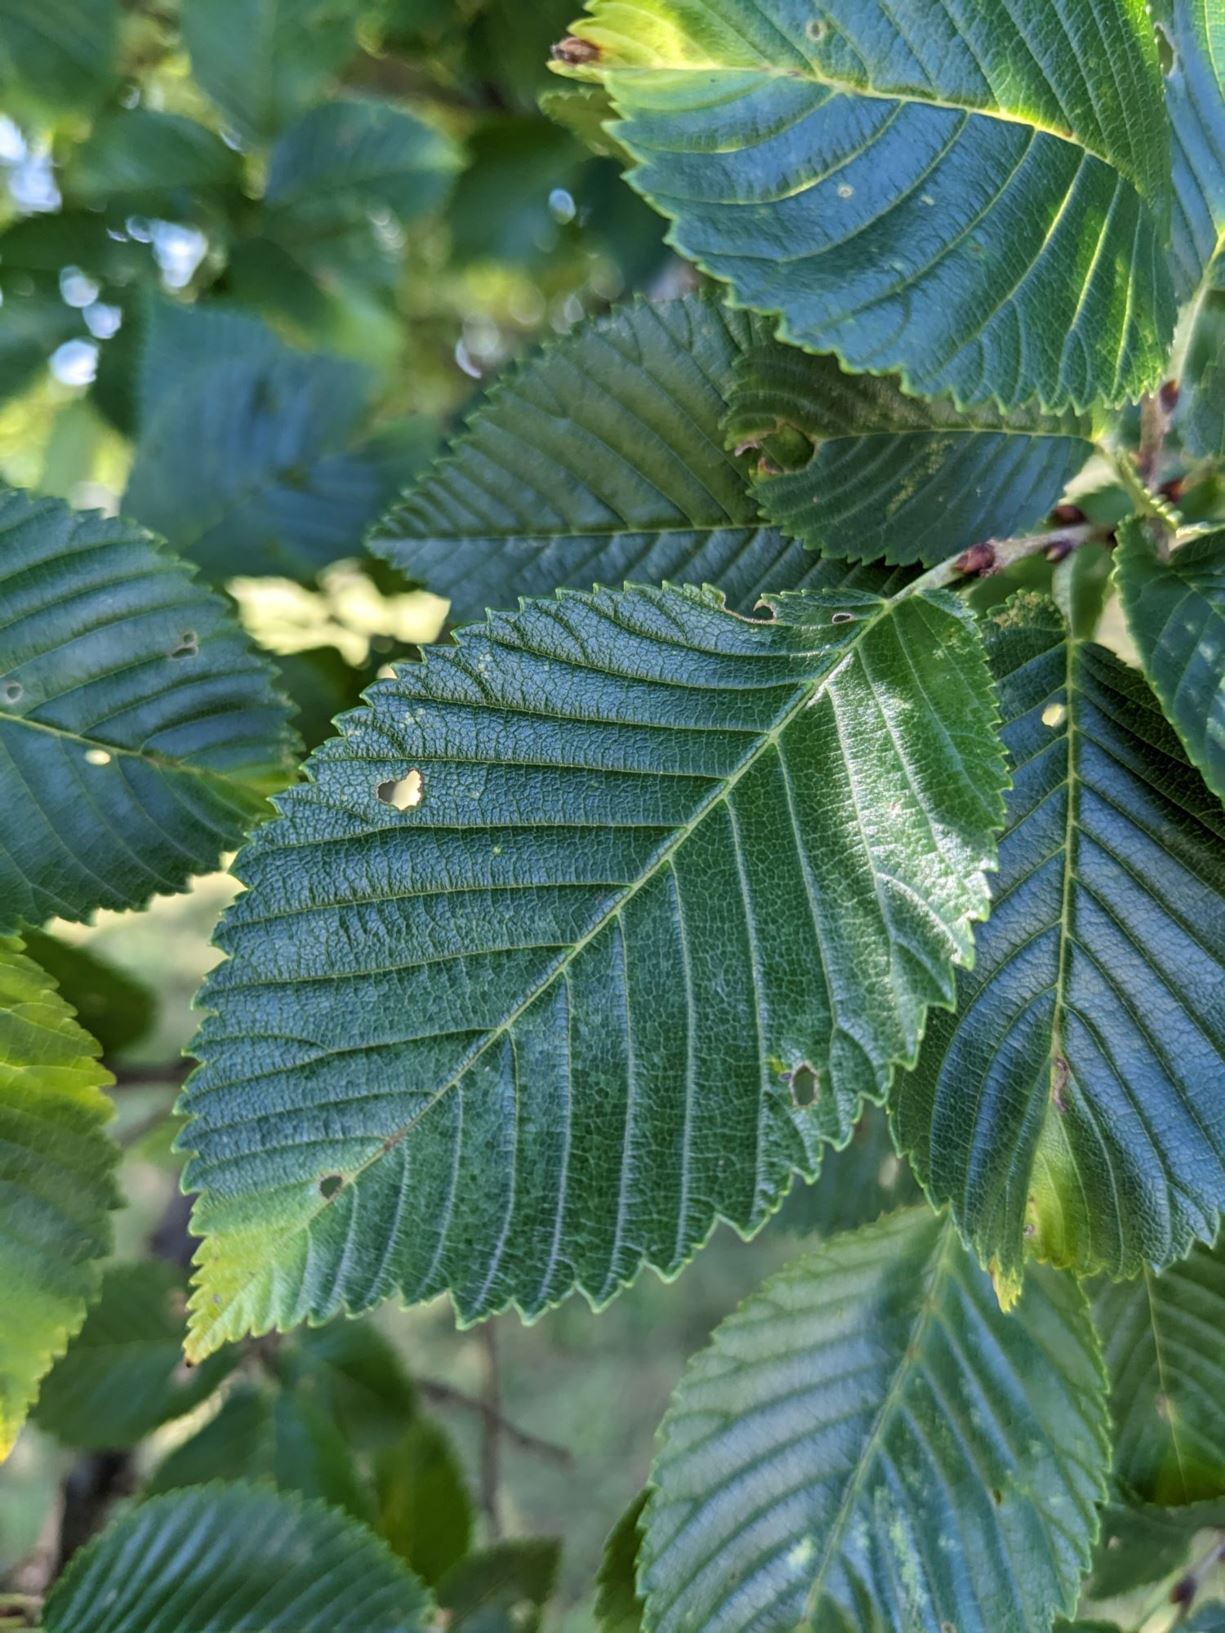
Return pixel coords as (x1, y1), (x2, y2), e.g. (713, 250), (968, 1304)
(800, 1213), (958, 1622)
(597, 58), (1128, 184)
(194, 592), (907, 1336)
(0, 707), (269, 789)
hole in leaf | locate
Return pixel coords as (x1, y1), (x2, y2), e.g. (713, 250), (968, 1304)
(170, 630), (199, 658)
(1155, 23), (1175, 74)
(831, 611), (854, 625)
(377, 769), (424, 810)
(85, 748), (112, 766)
(319, 1174), (343, 1199)
(990, 1487), (1003, 1506)
(2, 680), (22, 704)
(806, 17), (826, 40)
(1041, 702), (1067, 729)
(837, 183), (854, 199)
(790, 1067), (819, 1107)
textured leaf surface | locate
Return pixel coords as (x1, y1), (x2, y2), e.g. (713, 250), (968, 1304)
(370, 295), (913, 622)
(33, 1262), (233, 1449)
(0, 488), (296, 932)
(42, 1482), (433, 1633)
(1094, 1238), (1225, 1505)
(0, 939), (117, 1459)
(895, 595), (1225, 1298)
(726, 335), (1094, 565)
(182, 580), (1004, 1354)
(557, 0), (1175, 411)
(182, 0), (360, 144)
(641, 1208), (1109, 1633)
(1165, 0), (1225, 302)
(1116, 522), (1225, 801)
(124, 303), (431, 582)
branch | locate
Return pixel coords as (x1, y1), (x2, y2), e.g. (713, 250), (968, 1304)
(415, 1378), (572, 1468)
(911, 522), (1101, 596)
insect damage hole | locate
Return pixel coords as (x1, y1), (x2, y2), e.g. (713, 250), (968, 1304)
(169, 629), (198, 658)
(377, 768), (424, 811)
(2, 680), (22, 704)
(319, 1174), (344, 1199)
(790, 1066), (819, 1108)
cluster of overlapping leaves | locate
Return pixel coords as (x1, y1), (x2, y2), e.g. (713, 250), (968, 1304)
(2, 1), (1224, 1629)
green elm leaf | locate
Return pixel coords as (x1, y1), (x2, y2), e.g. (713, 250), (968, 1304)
(61, 110), (241, 215)
(0, 939), (118, 1460)
(1164, 0), (1225, 303)
(19, 931), (155, 1059)
(146, 1386), (272, 1492)
(1115, 521), (1225, 801)
(553, 0), (1176, 412)
(894, 594), (1225, 1303)
(182, 0), (362, 145)
(1095, 1239), (1225, 1505)
(595, 1492), (647, 1633)
(180, 580), (1005, 1356)
(726, 335), (1095, 565)
(368, 294), (916, 621)
(375, 1417), (473, 1585)
(124, 302), (428, 583)
(1179, 262), (1225, 460)
(283, 1317), (418, 1450)
(33, 1262), (234, 1449)
(148, 1382), (373, 1522)
(41, 1483), (434, 1633)
(264, 98), (464, 234)
(641, 1208), (1109, 1633)
(0, 487), (297, 932)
